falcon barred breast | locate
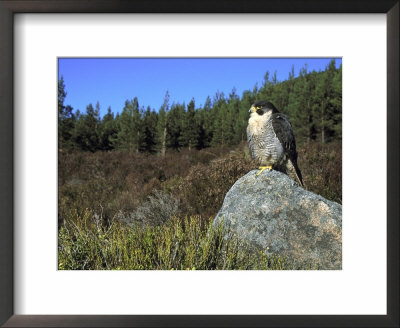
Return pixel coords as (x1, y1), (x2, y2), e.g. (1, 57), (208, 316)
(247, 100), (304, 187)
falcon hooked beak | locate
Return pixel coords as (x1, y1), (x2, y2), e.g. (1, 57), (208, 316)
(249, 105), (257, 113)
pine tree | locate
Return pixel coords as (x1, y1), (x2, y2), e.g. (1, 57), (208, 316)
(58, 76), (75, 149)
(287, 66), (316, 144)
(202, 96), (214, 147)
(195, 108), (206, 149)
(115, 97), (142, 152)
(313, 59), (341, 143)
(281, 65), (296, 111)
(226, 88), (240, 145)
(259, 70), (274, 101)
(100, 107), (118, 150)
(262, 71), (270, 89)
(271, 70), (278, 85)
(142, 106), (158, 153)
(331, 63), (342, 140)
(159, 91), (170, 156)
(235, 90), (254, 143)
(181, 99), (199, 150)
(211, 92), (227, 146)
(58, 76), (66, 114)
(156, 107), (167, 153)
(73, 103), (101, 152)
(167, 102), (185, 150)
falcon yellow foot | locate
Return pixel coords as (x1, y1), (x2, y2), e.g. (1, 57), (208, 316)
(257, 166), (273, 176)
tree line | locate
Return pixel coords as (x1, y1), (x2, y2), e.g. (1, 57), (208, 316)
(58, 59), (342, 153)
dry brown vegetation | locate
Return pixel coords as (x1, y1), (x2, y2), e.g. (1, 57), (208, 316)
(59, 141), (341, 228)
(297, 142), (342, 204)
(58, 142), (341, 270)
(58, 146), (238, 225)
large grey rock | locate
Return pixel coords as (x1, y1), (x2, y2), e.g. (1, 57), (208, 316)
(214, 170), (342, 270)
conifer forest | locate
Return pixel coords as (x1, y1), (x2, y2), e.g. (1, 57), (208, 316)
(58, 60), (341, 153)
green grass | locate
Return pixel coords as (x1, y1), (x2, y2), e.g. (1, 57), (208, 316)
(58, 210), (296, 270)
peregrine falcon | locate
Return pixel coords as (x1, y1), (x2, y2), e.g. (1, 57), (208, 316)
(247, 100), (304, 187)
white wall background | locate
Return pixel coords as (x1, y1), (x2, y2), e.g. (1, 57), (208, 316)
(14, 14), (386, 315)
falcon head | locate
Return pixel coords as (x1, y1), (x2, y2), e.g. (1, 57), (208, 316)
(249, 100), (279, 116)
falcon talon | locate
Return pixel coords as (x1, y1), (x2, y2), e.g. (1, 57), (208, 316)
(257, 166), (272, 176)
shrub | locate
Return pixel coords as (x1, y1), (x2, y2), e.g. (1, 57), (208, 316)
(58, 146), (237, 226)
(175, 151), (256, 218)
(129, 190), (180, 227)
(298, 141), (342, 204)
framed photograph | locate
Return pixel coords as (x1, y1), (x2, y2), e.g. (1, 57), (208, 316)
(0, 0), (398, 327)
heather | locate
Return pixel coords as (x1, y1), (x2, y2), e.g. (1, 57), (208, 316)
(58, 142), (341, 270)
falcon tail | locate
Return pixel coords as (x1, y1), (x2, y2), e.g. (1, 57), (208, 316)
(294, 163), (304, 187)
(288, 159), (304, 187)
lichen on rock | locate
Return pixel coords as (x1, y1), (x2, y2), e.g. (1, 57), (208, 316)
(213, 170), (342, 269)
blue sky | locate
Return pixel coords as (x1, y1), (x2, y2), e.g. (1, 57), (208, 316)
(58, 58), (342, 117)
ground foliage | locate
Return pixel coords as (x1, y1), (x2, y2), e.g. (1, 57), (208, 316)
(58, 214), (301, 270)
(58, 142), (341, 270)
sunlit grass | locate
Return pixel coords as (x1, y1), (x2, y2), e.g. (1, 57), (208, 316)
(58, 211), (296, 270)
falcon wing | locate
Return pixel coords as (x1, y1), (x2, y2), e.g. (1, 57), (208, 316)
(271, 113), (297, 160)
(271, 113), (304, 186)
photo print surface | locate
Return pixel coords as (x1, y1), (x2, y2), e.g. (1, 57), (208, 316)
(58, 58), (342, 270)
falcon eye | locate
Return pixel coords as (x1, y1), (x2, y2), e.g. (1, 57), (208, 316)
(256, 109), (264, 115)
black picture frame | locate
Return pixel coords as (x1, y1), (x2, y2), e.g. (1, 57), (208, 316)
(0, 1), (398, 327)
